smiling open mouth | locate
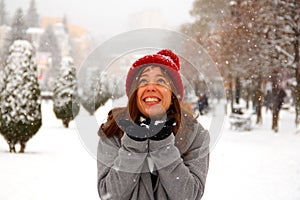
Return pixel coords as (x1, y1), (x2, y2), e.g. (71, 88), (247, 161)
(143, 97), (161, 103)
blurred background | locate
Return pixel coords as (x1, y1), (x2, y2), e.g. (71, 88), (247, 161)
(0, 0), (300, 200)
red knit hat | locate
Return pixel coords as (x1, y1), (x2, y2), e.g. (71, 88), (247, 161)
(126, 49), (184, 100)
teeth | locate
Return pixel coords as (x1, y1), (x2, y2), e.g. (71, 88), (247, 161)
(144, 97), (159, 102)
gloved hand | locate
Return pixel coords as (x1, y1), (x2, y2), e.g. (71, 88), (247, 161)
(148, 117), (176, 141)
(117, 117), (176, 141)
(117, 119), (148, 141)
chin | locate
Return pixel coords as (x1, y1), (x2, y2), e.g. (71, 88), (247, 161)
(147, 110), (166, 119)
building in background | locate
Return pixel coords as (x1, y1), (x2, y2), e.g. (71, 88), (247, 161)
(40, 16), (92, 67)
(26, 27), (44, 50)
(68, 23), (92, 67)
(24, 17), (93, 90)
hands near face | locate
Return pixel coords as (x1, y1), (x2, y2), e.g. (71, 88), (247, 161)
(117, 117), (176, 141)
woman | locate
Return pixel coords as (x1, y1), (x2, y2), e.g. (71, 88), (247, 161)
(97, 49), (210, 200)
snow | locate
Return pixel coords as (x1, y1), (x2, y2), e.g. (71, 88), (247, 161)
(200, 105), (300, 200)
(26, 27), (44, 34)
(1, 99), (300, 200)
(0, 100), (98, 200)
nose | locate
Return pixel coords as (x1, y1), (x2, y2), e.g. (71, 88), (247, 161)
(145, 83), (156, 92)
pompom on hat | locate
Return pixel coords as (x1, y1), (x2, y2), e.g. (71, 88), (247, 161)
(125, 49), (184, 100)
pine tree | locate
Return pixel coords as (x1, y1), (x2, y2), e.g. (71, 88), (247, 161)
(0, 0), (9, 64)
(0, 40), (42, 153)
(8, 8), (28, 43)
(2, 8), (28, 63)
(39, 24), (62, 83)
(53, 56), (80, 128)
(80, 69), (110, 115)
(26, 0), (39, 27)
(0, 0), (8, 25)
(0, 68), (4, 91)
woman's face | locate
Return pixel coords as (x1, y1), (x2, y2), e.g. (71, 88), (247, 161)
(136, 66), (172, 118)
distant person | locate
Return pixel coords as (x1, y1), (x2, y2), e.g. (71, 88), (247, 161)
(264, 90), (272, 112)
(198, 94), (209, 115)
(277, 88), (287, 111)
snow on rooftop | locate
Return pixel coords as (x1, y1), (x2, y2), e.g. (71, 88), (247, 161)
(26, 27), (44, 34)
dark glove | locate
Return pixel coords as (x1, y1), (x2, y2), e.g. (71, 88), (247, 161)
(148, 117), (176, 141)
(117, 119), (148, 141)
(117, 117), (176, 141)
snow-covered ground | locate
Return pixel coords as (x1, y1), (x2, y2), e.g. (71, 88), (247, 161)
(201, 107), (300, 200)
(1, 99), (300, 200)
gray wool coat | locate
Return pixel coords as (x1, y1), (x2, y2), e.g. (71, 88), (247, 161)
(97, 109), (210, 200)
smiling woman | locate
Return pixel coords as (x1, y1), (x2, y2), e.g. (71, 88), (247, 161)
(97, 49), (210, 200)
(136, 66), (173, 118)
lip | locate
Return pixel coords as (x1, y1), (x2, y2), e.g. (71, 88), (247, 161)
(143, 96), (161, 105)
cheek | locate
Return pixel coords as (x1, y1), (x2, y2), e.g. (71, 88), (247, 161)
(163, 89), (172, 107)
(136, 88), (143, 99)
(136, 88), (144, 108)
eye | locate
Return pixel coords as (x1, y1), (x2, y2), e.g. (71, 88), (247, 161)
(138, 78), (148, 86)
(157, 78), (167, 85)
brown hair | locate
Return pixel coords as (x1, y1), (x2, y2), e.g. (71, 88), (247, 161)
(99, 66), (194, 138)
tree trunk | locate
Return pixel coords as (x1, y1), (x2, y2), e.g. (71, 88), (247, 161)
(246, 84), (250, 109)
(19, 141), (26, 153)
(63, 118), (70, 128)
(290, 5), (300, 126)
(295, 70), (300, 126)
(295, 64), (300, 126)
(272, 107), (279, 132)
(254, 89), (263, 124)
(294, 30), (300, 126)
(272, 70), (279, 132)
(229, 75), (234, 112)
(256, 74), (263, 124)
(235, 76), (241, 104)
(294, 73), (300, 126)
(8, 140), (16, 153)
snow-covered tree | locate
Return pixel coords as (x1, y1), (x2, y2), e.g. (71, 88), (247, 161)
(79, 69), (111, 115)
(252, 0), (293, 131)
(8, 8), (28, 43)
(53, 57), (80, 128)
(0, 69), (4, 91)
(197, 0), (261, 114)
(185, 0), (229, 38)
(273, 0), (300, 125)
(0, 40), (42, 153)
(0, 0), (8, 25)
(183, 0), (298, 131)
(26, 0), (39, 27)
(2, 8), (28, 63)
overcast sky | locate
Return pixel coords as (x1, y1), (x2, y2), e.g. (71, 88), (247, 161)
(6, 0), (195, 41)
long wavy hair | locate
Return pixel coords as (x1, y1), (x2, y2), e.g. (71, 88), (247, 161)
(100, 66), (194, 138)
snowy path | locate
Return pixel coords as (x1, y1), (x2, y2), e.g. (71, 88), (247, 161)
(202, 110), (300, 200)
(1, 100), (300, 200)
(0, 101), (99, 200)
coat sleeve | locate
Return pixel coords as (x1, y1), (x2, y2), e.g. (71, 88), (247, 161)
(149, 123), (210, 199)
(97, 129), (149, 200)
